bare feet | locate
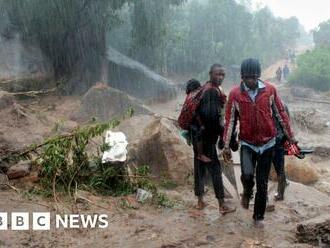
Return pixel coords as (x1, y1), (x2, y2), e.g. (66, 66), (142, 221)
(219, 199), (236, 215)
(197, 154), (212, 163)
(196, 200), (207, 210)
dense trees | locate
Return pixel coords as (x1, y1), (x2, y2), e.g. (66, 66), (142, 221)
(1, 0), (303, 85)
(289, 19), (330, 91)
(313, 20), (330, 47)
(289, 47), (330, 91)
(110, 0), (302, 79)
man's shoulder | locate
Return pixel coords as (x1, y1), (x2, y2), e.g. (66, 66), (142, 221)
(202, 82), (222, 95)
(263, 80), (277, 91)
(228, 84), (241, 96)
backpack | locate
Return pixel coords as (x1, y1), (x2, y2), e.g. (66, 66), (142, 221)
(178, 83), (221, 130)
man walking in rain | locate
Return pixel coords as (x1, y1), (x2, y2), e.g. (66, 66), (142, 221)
(193, 64), (236, 215)
(222, 58), (296, 227)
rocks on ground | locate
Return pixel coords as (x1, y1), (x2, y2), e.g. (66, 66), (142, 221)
(6, 160), (31, 179)
(75, 83), (151, 122)
(107, 46), (177, 102)
(296, 214), (330, 246)
(118, 115), (193, 185)
(285, 157), (319, 185)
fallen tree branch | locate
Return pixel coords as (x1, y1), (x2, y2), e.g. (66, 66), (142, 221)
(0, 183), (20, 193)
(7, 88), (57, 98)
(0, 133), (75, 162)
(12, 102), (29, 119)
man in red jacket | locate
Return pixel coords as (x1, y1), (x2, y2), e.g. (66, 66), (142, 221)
(223, 58), (297, 227)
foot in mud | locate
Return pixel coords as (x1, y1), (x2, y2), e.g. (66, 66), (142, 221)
(197, 154), (212, 163)
(219, 199), (236, 215)
(241, 194), (250, 209)
(274, 193), (284, 201)
(265, 204), (275, 212)
(254, 220), (265, 229)
(196, 199), (208, 210)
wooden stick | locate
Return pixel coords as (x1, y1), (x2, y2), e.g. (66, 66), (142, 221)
(7, 88), (57, 98)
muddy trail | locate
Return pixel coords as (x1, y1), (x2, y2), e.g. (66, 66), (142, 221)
(1, 61), (330, 247)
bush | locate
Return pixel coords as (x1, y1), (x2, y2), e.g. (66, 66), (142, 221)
(289, 47), (330, 91)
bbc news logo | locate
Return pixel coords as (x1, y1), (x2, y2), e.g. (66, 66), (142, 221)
(0, 212), (109, 230)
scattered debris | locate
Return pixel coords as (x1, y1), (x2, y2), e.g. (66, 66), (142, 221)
(240, 239), (272, 248)
(102, 131), (128, 163)
(296, 214), (330, 245)
(136, 188), (153, 203)
(6, 160), (31, 179)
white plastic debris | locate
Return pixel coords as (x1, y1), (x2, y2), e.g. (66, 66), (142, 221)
(102, 131), (128, 163)
(136, 188), (153, 203)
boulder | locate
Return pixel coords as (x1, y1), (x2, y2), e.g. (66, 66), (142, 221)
(123, 116), (193, 184)
(6, 161), (31, 179)
(107, 46), (177, 102)
(296, 215), (330, 245)
(285, 157), (319, 185)
(76, 83), (152, 122)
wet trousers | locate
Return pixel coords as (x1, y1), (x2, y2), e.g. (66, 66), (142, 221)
(240, 145), (274, 220)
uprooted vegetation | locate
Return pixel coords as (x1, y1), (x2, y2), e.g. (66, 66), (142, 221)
(2, 116), (175, 208)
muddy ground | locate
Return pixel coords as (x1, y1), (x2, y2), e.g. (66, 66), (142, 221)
(1, 63), (330, 247)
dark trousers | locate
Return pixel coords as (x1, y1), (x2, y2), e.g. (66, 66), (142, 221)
(273, 140), (286, 180)
(193, 140), (225, 200)
(240, 145), (274, 220)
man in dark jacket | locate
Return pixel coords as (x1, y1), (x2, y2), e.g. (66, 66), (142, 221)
(223, 58), (296, 227)
(193, 64), (235, 215)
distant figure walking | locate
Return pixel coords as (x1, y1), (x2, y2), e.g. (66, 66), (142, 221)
(283, 64), (290, 81)
(276, 67), (282, 82)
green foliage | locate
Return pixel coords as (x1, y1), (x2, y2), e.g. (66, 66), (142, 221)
(313, 19), (330, 47)
(32, 117), (164, 199)
(111, 0), (301, 78)
(152, 192), (175, 208)
(88, 161), (130, 196)
(37, 119), (121, 196)
(289, 47), (330, 91)
(159, 179), (178, 190)
(130, 0), (185, 73)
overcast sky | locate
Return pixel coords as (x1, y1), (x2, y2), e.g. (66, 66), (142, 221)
(252, 0), (330, 31)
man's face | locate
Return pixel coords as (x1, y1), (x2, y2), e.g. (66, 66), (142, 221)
(210, 68), (225, 85)
(243, 76), (258, 90)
